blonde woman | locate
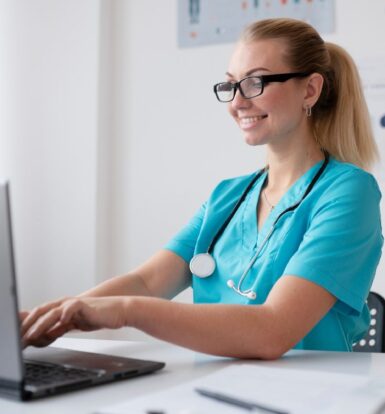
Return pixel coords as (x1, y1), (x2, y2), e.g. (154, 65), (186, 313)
(22, 18), (383, 359)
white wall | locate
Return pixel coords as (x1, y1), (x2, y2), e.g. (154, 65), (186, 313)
(0, 0), (384, 339)
(0, 0), (100, 307)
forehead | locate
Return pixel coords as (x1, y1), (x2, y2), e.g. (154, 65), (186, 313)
(227, 39), (290, 78)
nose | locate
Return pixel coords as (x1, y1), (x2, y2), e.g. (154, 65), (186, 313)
(230, 87), (251, 111)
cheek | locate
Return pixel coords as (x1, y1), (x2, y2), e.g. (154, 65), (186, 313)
(261, 96), (304, 138)
(267, 91), (302, 122)
(227, 103), (236, 119)
(264, 89), (285, 110)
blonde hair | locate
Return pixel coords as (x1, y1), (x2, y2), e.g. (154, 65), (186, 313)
(240, 18), (378, 170)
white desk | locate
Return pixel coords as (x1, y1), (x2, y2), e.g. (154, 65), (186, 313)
(1, 337), (385, 413)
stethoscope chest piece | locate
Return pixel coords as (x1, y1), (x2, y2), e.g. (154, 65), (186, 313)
(189, 253), (216, 278)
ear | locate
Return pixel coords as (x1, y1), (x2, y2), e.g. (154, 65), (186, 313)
(303, 73), (324, 110)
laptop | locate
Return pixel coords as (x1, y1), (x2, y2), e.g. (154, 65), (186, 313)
(0, 182), (165, 401)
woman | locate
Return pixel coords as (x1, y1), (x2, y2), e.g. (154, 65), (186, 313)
(22, 18), (383, 359)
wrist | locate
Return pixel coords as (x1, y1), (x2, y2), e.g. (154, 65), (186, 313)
(122, 296), (142, 328)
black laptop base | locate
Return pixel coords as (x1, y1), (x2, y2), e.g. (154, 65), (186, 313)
(1, 347), (165, 401)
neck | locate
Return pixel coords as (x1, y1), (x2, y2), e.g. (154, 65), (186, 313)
(265, 141), (324, 192)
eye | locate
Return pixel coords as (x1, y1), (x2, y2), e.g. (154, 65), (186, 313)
(247, 77), (263, 88)
(217, 82), (234, 92)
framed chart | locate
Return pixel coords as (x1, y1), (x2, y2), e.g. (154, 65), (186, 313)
(178, 0), (335, 48)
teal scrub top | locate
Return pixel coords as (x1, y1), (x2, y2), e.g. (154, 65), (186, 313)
(165, 158), (384, 351)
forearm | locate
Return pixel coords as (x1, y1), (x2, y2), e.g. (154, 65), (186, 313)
(79, 273), (151, 298)
(79, 250), (190, 300)
(128, 297), (287, 360)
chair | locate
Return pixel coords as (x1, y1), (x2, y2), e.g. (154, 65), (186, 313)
(353, 291), (385, 353)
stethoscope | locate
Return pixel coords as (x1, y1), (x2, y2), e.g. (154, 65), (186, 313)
(189, 152), (329, 300)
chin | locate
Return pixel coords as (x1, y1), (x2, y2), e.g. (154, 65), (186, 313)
(243, 133), (267, 147)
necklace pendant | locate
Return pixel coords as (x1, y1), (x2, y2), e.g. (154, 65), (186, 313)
(263, 189), (275, 212)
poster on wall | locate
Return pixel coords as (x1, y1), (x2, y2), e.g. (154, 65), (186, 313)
(178, 0), (335, 48)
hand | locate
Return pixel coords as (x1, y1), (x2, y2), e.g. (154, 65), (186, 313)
(21, 296), (132, 348)
(20, 297), (69, 344)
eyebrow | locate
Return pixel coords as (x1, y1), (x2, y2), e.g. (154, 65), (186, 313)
(225, 67), (270, 79)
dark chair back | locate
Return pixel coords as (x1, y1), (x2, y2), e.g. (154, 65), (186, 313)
(353, 291), (385, 353)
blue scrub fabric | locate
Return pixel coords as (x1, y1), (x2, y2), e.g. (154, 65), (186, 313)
(165, 158), (384, 351)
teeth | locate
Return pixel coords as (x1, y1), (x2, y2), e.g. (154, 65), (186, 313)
(240, 115), (267, 125)
(242, 115), (267, 123)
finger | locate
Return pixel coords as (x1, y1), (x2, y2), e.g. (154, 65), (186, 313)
(23, 307), (64, 345)
(22, 322), (74, 349)
(23, 332), (56, 348)
(23, 331), (61, 348)
(19, 311), (29, 322)
(21, 297), (69, 336)
(24, 299), (85, 345)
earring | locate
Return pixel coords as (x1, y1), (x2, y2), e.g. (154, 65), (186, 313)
(306, 105), (312, 117)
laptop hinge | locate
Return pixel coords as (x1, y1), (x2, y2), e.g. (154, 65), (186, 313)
(0, 377), (26, 400)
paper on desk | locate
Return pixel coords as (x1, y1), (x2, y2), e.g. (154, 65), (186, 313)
(95, 364), (385, 414)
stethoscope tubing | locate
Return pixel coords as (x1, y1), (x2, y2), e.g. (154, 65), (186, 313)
(230, 152), (329, 297)
(190, 152), (330, 298)
(232, 225), (275, 295)
(206, 168), (266, 254)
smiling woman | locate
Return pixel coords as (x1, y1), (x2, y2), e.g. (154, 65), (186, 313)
(22, 18), (383, 360)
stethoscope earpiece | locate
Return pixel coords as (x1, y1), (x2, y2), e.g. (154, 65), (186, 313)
(247, 291), (256, 300)
(226, 279), (234, 288)
(227, 279), (256, 300)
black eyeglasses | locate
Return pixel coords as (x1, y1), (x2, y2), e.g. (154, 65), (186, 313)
(213, 72), (310, 102)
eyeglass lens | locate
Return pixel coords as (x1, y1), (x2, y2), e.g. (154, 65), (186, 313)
(215, 77), (263, 102)
(215, 82), (235, 102)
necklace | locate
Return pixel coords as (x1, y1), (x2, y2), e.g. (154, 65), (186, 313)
(263, 189), (275, 211)
(262, 149), (322, 213)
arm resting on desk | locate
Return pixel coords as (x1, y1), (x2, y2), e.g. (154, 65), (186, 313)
(128, 274), (336, 359)
(23, 273), (335, 360)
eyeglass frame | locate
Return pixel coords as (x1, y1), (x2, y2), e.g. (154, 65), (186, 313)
(213, 72), (310, 102)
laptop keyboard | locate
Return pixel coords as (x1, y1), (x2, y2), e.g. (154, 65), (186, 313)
(25, 360), (102, 386)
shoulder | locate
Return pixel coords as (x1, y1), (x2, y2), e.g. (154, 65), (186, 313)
(209, 171), (261, 203)
(322, 158), (381, 201)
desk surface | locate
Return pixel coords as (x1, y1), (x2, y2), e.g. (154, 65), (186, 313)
(1, 337), (385, 413)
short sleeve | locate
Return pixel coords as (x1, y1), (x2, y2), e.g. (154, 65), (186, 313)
(164, 202), (207, 263)
(284, 170), (383, 315)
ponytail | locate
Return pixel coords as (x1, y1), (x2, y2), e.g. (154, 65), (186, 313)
(313, 43), (378, 170)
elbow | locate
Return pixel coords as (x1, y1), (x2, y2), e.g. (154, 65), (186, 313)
(221, 331), (290, 360)
(250, 332), (293, 361)
(257, 345), (288, 361)
(259, 331), (295, 360)
(235, 344), (287, 361)
(231, 338), (289, 361)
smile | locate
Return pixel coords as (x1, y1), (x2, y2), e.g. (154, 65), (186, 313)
(239, 115), (268, 128)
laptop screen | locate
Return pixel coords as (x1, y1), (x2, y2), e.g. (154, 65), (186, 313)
(0, 182), (24, 383)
